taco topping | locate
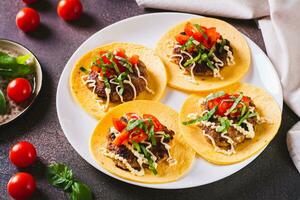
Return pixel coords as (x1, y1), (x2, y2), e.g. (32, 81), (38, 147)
(101, 113), (177, 176)
(170, 22), (235, 82)
(81, 49), (154, 111)
(183, 92), (266, 155)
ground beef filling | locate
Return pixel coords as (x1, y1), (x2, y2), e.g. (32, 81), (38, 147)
(107, 117), (175, 171)
(201, 117), (257, 149)
(85, 61), (148, 103)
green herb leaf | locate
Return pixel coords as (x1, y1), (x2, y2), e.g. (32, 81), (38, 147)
(16, 54), (31, 64)
(103, 77), (110, 89)
(115, 56), (133, 73)
(149, 125), (156, 146)
(70, 182), (93, 200)
(46, 163), (74, 192)
(216, 117), (230, 133)
(0, 89), (7, 114)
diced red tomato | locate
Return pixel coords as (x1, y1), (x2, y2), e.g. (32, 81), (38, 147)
(175, 34), (189, 45)
(217, 101), (233, 116)
(100, 69), (112, 77)
(112, 118), (127, 132)
(126, 113), (139, 120)
(113, 129), (130, 146)
(101, 55), (111, 64)
(142, 114), (163, 132)
(193, 31), (204, 42)
(184, 22), (196, 36)
(99, 51), (107, 55)
(129, 55), (139, 65)
(91, 66), (101, 72)
(113, 58), (126, 73)
(114, 48), (126, 58)
(130, 128), (148, 143)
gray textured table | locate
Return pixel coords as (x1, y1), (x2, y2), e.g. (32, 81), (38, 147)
(1, 0), (300, 199)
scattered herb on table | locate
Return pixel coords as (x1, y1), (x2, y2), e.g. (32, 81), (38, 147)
(46, 163), (93, 200)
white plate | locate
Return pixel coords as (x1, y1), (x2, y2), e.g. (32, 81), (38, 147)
(57, 13), (283, 189)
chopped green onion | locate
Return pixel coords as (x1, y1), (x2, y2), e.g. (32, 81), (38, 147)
(248, 112), (257, 118)
(103, 77), (110, 89)
(132, 141), (141, 153)
(79, 66), (88, 73)
(183, 106), (218, 125)
(240, 102), (247, 117)
(216, 117), (230, 133)
(194, 24), (208, 40)
(116, 56), (133, 73)
(205, 91), (225, 103)
(184, 51), (202, 67)
(149, 125), (156, 146)
(140, 145), (157, 175)
(126, 119), (144, 131)
(238, 110), (250, 126)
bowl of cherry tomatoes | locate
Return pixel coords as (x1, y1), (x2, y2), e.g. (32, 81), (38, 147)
(0, 39), (42, 126)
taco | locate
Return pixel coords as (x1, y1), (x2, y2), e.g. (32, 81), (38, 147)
(70, 43), (167, 119)
(90, 100), (195, 183)
(179, 83), (281, 165)
(156, 18), (250, 92)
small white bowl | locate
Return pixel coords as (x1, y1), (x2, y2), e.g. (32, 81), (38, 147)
(0, 39), (42, 126)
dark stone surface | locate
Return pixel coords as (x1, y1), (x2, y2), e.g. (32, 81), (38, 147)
(0, 0), (299, 199)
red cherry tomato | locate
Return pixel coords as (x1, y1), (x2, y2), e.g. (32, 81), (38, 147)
(9, 141), (37, 168)
(16, 8), (40, 32)
(7, 172), (36, 200)
(7, 78), (32, 103)
(57, 0), (83, 21)
(112, 118), (127, 132)
(22, 0), (37, 4)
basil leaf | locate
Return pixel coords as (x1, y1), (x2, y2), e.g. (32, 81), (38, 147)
(70, 182), (93, 200)
(205, 91), (225, 103)
(126, 119), (144, 131)
(16, 54), (31, 64)
(0, 89), (6, 115)
(46, 163), (74, 192)
(225, 93), (243, 115)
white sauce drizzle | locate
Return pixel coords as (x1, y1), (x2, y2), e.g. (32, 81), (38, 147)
(123, 75), (137, 100)
(134, 64), (154, 94)
(224, 45), (235, 65)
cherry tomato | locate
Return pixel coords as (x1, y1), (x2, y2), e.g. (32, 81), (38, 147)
(16, 8), (40, 32)
(7, 78), (32, 103)
(129, 55), (139, 65)
(112, 118), (127, 132)
(143, 114), (163, 131)
(9, 141), (37, 168)
(113, 129), (130, 146)
(22, 0), (37, 4)
(7, 172), (36, 200)
(175, 34), (189, 45)
(57, 0), (83, 21)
